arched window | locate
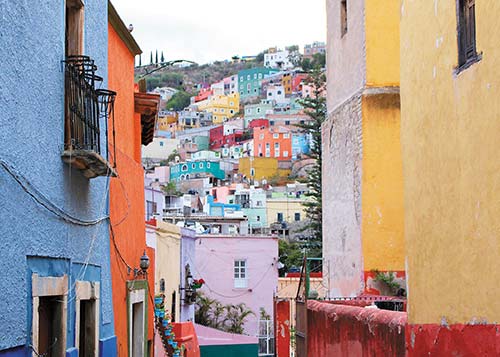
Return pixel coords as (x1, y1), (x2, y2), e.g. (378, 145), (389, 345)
(181, 164), (188, 172)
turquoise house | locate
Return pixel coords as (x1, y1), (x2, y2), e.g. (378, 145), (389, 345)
(170, 161), (225, 181)
(238, 68), (279, 100)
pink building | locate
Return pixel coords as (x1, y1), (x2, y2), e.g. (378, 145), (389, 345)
(194, 235), (279, 337)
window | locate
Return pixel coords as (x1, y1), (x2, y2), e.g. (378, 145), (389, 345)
(254, 73), (257, 79)
(254, 89), (258, 93)
(277, 213), (283, 222)
(284, 133), (290, 139)
(192, 163), (196, 169)
(341, 0), (348, 37)
(250, 168), (255, 177)
(159, 141), (164, 146)
(230, 101), (234, 106)
(285, 120), (290, 126)
(283, 151), (289, 157)
(31, 274), (68, 357)
(146, 200), (157, 219)
(277, 91), (282, 95)
(260, 134), (264, 140)
(258, 319), (275, 356)
(457, 0), (477, 68)
(75, 280), (99, 357)
(240, 77), (244, 82)
(274, 142), (280, 148)
(295, 212), (301, 221)
(269, 121), (275, 126)
(256, 216), (261, 221)
(207, 162), (211, 168)
(273, 133), (279, 139)
(234, 260), (248, 288)
(257, 107), (261, 113)
(258, 73), (263, 79)
(247, 75), (251, 80)
(65, 0), (84, 57)
(181, 164), (188, 172)
(268, 91), (273, 97)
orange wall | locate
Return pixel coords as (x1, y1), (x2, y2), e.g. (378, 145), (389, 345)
(108, 23), (154, 355)
(253, 127), (292, 160)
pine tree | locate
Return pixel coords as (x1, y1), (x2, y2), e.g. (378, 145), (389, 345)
(160, 51), (165, 63)
(155, 50), (158, 64)
(150, 51), (153, 65)
(295, 67), (327, 254)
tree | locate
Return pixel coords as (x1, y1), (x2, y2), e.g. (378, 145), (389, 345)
(278, 240), (304, 276)
(195, 293), (255, 334)
(155, 50), (159, 64)
(161, 51), (165, 63)
(224, 303), (255, 334)
(165, 91), (191, 111)
(150, 51), (153, 65)
(295, 68), (327, 254)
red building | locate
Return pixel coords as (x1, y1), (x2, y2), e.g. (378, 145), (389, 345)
(209, 125), (244, 150)
(209, 125), (224, 149)
(253, 126), (292, 160)
(193, 87), (213, 103)
(248, 118), (269, 130)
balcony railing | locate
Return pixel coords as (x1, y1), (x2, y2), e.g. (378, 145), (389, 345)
(62, 56), (117, 178)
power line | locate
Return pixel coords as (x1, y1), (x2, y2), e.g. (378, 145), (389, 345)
(0, 159), (109, 226)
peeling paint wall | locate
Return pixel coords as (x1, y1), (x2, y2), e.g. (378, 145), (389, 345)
(307, 300), (407, 356)
(324, 0), (404, 298)
(0, 0), (115, 353)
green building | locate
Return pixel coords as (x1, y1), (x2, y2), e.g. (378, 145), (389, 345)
(244, 99), (275, 127)
(238, 67), (279, 100)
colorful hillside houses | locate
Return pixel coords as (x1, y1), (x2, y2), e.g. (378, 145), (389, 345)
(170, 161), (226, 182)
(238, 67), (279, 99)
(196, 92), (239, 124)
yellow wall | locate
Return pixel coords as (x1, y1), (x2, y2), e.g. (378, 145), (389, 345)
(155, 222), (181, 321)
(361, 94), (405, 272)
(198, 93), (239, 124)
(267, 198), (308, 225)
(365, 0), (400, 87)
(401, 1), (500, 324)
(239, 157), (290, 181)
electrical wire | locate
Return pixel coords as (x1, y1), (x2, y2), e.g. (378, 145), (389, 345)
(0, 159), (109, 226)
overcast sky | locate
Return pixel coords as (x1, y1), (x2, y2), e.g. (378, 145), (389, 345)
(111, 0), (327, 65)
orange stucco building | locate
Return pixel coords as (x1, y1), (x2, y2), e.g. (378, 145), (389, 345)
(108, 3), (159, 355)
(253, 126), (292, 161)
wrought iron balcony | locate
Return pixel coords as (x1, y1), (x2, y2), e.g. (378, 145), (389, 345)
(61, 56), (117, 178)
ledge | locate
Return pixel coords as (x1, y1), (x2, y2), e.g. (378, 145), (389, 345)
(62, 150), (117, 178)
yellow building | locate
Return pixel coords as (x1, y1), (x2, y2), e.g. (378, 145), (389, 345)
(401, 1), (500, 351)
(239, 157), (290, 182)
(266, 195), (308, 226)
(156, 111), (178, 131)
(323, 0), (404, 297)
(282, 72), (292, 95)
(155, 222), (181, 321)
(197, 92), (239, 124)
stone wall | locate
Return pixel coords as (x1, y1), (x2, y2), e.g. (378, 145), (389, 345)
(322, 92), (363, 297)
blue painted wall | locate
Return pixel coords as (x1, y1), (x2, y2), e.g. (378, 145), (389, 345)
(0, 0), (115, 354)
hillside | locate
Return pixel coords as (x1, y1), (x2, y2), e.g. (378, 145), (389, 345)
(134, 59), (264, 94)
